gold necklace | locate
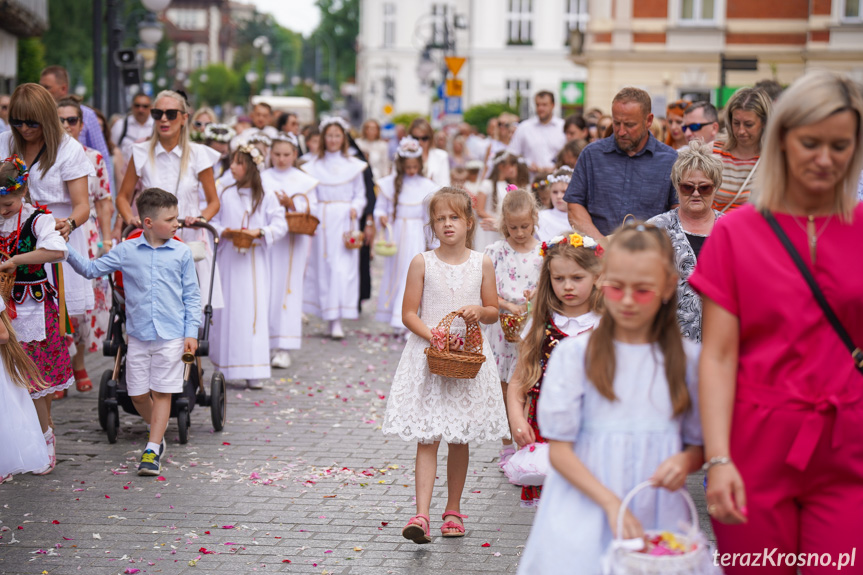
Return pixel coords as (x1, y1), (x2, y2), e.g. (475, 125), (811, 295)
(788, 212), (833, 264)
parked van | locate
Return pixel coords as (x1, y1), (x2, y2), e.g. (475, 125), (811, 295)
(250, 96), (315, 125)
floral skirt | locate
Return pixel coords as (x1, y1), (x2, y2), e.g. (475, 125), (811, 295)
(522, 391), (548, 503)
(25, 299), (74, 399)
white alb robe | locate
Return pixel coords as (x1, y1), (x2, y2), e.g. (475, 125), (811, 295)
(300, 152), (367, 321)
(373, 173), (438, 328)
(209, 185), (287, 380)
(261, 166), (319, 350)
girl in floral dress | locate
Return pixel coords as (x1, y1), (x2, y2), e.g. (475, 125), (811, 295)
(505, 232), (602, 505)
(483, 188), (541, 466)
(57, 98), (113, 391)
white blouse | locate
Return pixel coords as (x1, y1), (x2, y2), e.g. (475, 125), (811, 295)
(0, 133), (94, 207)
(131, 141), (220, 219)
(424, 148), (451, 187)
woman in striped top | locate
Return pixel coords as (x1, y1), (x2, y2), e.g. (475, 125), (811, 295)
(712, 88), (772, 213)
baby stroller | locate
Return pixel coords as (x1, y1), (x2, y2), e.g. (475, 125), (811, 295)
(97, 221), (226, 444)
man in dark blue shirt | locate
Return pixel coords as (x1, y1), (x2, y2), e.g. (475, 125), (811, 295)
(565, 87), (679, 238)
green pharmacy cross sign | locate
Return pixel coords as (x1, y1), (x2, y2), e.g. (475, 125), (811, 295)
(561, 81), (585, 106)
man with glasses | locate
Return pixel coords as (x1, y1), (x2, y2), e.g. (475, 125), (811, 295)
(40, 65), (113, 190)
(0, 94), (9, 133)
(681, 101), (719, 149)
(111, 92), (154, 163)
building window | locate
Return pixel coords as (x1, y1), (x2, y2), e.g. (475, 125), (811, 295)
(680, 0), (715, 23)
(431, 3), (450, 48)
(505, 79), (531, 115)
(564, 0), (589, 46)
(383, 3), (396, 47)
(167, 8), (206, 30)
(192, 46), (207, 70)
(507, 0), (533, 46)
(843, 0), (862, 20)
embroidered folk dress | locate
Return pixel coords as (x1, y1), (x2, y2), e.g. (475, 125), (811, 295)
(301, 152), (368, 321)
(261, 166), (319, 351)
(209, 186), (286, 380)
(0, 204), (72, 397)
(518, 334), (703, 575)
(373, 173), (438, 329)
(648, 207), (723, 343)
(0, 133), (95, 316)
(130, 140), (223, 309)
(518, 311), (599, 503)
(483, 239), (542, 383)
(381, 250), (509, 445)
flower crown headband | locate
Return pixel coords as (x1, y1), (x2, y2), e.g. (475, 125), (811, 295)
(236, 144), (265, 168)
(203, 123), (236, 143)
(396, 136), (423, 159)
(272, 132), (299, 148)
(547, 166), (573, 185)
(539, 232), (603, 258)
(0, 155), (29, 196)
(531, 179), (548, 190)
(319, 115), (351, 133)
(247, 132), (272, 147)
(492, 152), (519, 166)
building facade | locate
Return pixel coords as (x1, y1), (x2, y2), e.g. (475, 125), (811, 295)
(0, 0), (49, 92)
(357, 0), (590, 122)
(575, 0), (863, 112)
(358, 0), (863, 123)
(162, 0), (253, 75)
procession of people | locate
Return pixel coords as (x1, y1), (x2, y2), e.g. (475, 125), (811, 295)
(0, 62), (862, 574)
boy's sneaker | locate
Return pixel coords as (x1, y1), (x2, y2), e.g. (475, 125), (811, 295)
(138, 449), (161, 476)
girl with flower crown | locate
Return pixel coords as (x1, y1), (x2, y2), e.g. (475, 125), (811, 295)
(261, 133), (318, 369)
(537, 166), (576, 242)
(210, 145), (286, 390)
(301, 116), (368, 339)
(474, 151), (529, 251)
(504, 231), (601, 506)
(374, 137), (439, 333)
(0, 156), (71, 475)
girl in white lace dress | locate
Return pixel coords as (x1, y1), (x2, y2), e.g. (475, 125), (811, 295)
(382, 187), (509, 544)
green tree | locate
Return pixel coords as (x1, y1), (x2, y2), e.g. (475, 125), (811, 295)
(17, 38), (46, 84)
(190, 64), (241, 108)
(311, 0), (359, 86)
(463, 101), (518, 134)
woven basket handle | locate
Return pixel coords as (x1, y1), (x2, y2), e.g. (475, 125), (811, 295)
(383, 222), (393, 242)
(434, 311), (483, 353)
(241, 210), (250, 230)
(0, 250), (10, 262)
(289, 193), (311, 216)
(614, 480), (699, 543)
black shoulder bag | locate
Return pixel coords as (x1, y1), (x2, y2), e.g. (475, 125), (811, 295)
(762, 209), (863, 375)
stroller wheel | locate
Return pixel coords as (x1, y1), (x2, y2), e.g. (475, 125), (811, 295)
(106, 409), (118, 444)
(98, 370), (112, 430)
(210, 372), (226, 432)
(178, 407), (190, 444)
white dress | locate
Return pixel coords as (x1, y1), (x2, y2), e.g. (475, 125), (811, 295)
(381, 250), (509, 444)
(131, 140), (224, 309)
(517, 334), (703, 575)
(424, 148), (451, 187)
(536, 208), (573, 242)
(261, 166), (319, 351)
(483, 239), (542, 382)
(473, 180), (507, 252)
(301, 152), (368, 321)
(209, 186), (287, 380)
(0, 133), (94, 316)
(373, 173), (438, 329)
(0, 299), (50, 477)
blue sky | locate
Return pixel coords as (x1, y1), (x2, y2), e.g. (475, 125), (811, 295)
(249, 0), (320, 36)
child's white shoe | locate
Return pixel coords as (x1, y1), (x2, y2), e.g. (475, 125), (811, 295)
(246, 379), (264, 390)
(271, 350), (292, 369)
(330, 320), (345, 339)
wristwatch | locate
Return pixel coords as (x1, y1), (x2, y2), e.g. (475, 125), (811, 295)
(198, 216), (208, 223)
(68, 219), (77, 233)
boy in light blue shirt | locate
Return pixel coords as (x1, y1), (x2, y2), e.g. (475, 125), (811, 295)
(66, 188), (201, 476)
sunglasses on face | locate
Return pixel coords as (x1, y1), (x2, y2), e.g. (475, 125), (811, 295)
(150, 108), (182, 121)
(59, 116), (80, 126)
(194, 121), (211, 129)
(412, 135), (431, 142)
(668, 101), (690, 111)
(601, 284), (658, 305)
(682, 122), (708, 133)
(133, 103), (151, 109)
(10, 118), (40, 129)
(678, 182), (715, 196)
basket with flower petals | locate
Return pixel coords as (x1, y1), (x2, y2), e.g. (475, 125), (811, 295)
(424, 311), (486, 379)
(0, 250), (14, 304)
(499, 311), (528, 343)
(343, 217), (364, 250)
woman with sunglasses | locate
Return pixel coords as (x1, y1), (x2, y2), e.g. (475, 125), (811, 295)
(116, 90), (222, 308)
(190, 106), (216, 142)
(664, 99), (691, 151)
(0, 84), (95, 395)
(691, 70), (863, 574)
(647, 140), (723, 343)
(408, 118), (450, 187)
(56, 97), (114, 393)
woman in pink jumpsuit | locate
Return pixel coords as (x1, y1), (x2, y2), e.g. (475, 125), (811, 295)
(690, 71), (863, 574)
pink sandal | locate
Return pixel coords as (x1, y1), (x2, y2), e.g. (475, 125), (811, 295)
(440, 510), (468, 537)
(401, 514), (431, 544)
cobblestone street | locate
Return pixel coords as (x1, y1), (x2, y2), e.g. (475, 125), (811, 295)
(0, 264), (712, 575)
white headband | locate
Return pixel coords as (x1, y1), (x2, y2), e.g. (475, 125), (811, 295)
(547, 166), (574, 184)
(396, 137), (423, 159)
(247, 132), (272, 147)
(319, 115), (351, 133)
(272, 132), (299, 148)
(203, 123), (236, 143)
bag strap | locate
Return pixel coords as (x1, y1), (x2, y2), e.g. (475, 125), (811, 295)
(762, 209), (863, 373)
(719, 157), (760, 214)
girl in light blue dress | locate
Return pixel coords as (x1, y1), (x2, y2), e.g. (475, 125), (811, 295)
(517, 223), (706, 575)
